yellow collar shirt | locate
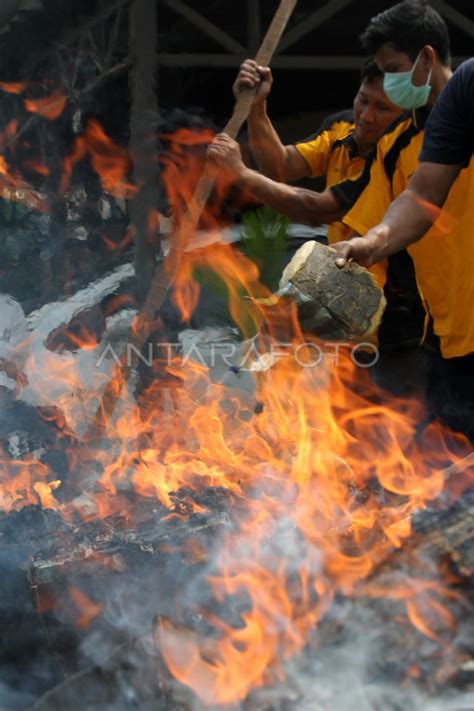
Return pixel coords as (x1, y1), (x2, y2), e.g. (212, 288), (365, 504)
(336, 108), (474, 359)
(294, 111), (425, 349)
(294, 111), (366, 246)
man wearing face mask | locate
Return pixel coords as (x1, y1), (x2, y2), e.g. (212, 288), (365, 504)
(232, 58), (402, 259)
(211, 59), (425, 335)
(331, 0), (454, 221)
(210, 17), (435, 368)
(328, 0), (474, 439)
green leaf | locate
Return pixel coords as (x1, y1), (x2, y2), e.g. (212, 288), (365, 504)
(241, 207), (289, 290)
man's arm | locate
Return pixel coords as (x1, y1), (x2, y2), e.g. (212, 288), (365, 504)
(239, 167), (343, 224)
(208, 133), (343, 225)
(234, 59), (310, 182)
(333, 161), (463, 267)
(335, 61), (474, 268)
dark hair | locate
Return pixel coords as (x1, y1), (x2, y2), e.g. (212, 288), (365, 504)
(360, 1), (451, 66)
(360, 59), (383, 83)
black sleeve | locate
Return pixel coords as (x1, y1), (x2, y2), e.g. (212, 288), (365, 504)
(296, 109), (354, 145)
(420, 59), (474, 166)
(329, 154), (372, 214)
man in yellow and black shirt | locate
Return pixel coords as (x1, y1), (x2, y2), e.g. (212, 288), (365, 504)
(233, 58), (402, 254)
(331, 1), (474, 438)
(293, 109), (373, 247)
(210, 57), (425, 355)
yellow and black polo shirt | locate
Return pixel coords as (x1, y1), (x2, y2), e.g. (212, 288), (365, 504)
(295, 110), (367, 246)
(295, 110), (400, 296)
(335, 107), (474, 359)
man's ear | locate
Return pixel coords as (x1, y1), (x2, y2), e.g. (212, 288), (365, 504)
(422, 45), (436, 69)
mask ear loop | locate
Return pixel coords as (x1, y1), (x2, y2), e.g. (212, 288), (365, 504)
(425, 65), (433, 87)
(412, 49), (433, 87)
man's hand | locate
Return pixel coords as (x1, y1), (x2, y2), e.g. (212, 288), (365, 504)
(333, 224), (392, 268)
(207, 133), (246, 181)
(333, 236), (376, 269)
(232, 59), (273, 105)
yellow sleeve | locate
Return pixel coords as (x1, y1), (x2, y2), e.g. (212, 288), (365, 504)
(294, 130), (334, 177)
(342, 143), (393, 236)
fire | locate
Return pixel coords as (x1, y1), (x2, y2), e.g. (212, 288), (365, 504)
(33, 479), (62, 509)
(160, 127), (225, 233)
(156, 559), (330, 706)
(0, 118), (472, 706)
(61, 118), (137, 199)
(0, 82), (28, 95)
(24, 91), (67, 121)
(68, 587), (104, 629)
(101, 224), (135, 252)
(142, 334), (468, 703)
(0, 83), (138, 209)
(0, 450), (61, 512)
(172, 242), (267, 326)
(0, 79), (67, 120)
(414, 192), (458, 235)
(0, 119), (49, 211)
(363, 576), (462, 641)
(160, 126), (257, 234)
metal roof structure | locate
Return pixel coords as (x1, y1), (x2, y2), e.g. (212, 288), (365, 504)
(1, 0), (472, 122)
(2, 1), (472, 69)
(156, 0), (473, 70)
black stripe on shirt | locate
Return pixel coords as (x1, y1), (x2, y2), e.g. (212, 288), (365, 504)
(329, 132), (358, 158)
(297, 109), (354, 145)
(329, 153), (373, 214)
(383, 121), (420, 188)
(382, 108), (429, 187)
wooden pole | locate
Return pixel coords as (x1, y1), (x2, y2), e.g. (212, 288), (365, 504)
(85, 0), (299, 440)
(136, 0), (299, 331)
(129, 0), (162, 299)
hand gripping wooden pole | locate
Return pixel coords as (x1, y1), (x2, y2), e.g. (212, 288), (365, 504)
(86, 0), (299, 440)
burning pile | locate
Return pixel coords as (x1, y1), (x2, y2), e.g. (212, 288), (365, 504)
(0, 101), (473, 709)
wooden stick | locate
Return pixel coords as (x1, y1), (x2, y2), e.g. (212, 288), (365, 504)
(85, 0), (299, 440)
(136, 0), (299, 328)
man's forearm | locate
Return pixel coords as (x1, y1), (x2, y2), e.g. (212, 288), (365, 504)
(240, 167), (343, 225)
(368, 161), (463, 261)
(362, 188), (435, 263)
(334, 162), (463, 269)
(247, 103), (290, 182)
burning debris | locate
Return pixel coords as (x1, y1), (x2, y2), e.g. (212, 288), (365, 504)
(0, 1), (472, 709)
(1, 311), (473, 708)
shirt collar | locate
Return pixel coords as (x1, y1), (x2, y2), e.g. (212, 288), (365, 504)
(343, 132), (359, 159)
(412, 106), (430, 129)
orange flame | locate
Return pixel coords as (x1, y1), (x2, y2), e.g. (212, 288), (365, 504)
(160, 126), (256, 235)
(0, 451), (62, 513)
(0, 119), (49, 211)
(61, 119), (137, 199)
(24, 91), (67, 121)
(363, 575), (462, 641)
(0, 82), (28, 95)
(69, 587), (104, 629)
(0, 121), (472, 706)
(414, 193), (458, 235)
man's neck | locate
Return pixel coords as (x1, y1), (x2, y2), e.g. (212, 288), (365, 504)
(355, 141), (374, 158)
(427, 64), (453, 108)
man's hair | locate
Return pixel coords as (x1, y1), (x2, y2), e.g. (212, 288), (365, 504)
(360, 59), (383, 83)
(360, 0), (451, 66)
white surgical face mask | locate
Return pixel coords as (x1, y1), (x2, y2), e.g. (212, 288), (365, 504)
(383, 51), (433, 109)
